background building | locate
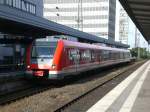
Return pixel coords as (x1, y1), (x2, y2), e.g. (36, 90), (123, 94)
(44, 0), (116, 40)
(118, 6), (129, 44)
(0, 0), (43, 17)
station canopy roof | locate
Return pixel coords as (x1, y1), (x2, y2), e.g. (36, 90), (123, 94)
(0, 4), (129, 48)
(119, 0), (150, 43)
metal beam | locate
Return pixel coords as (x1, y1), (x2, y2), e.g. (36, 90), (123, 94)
(119, 0), (147, 41)
(119, 0), (150, 42)
(129, 1), (150, 6)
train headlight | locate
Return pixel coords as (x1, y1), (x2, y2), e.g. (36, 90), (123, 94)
(27, 65), (30, 68)
(52, 64), (56, 69)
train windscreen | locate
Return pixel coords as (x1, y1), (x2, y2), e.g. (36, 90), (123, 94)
(31, 46), (56, 59)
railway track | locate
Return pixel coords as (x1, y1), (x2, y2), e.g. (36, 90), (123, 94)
(54, 60), (146, 112)
(0, 61), (145, 106)
(0, 82), (54, 105)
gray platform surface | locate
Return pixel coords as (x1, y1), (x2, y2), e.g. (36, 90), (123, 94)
(87, 60), (150, 112)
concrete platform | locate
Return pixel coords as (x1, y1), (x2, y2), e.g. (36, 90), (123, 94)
(0, 71), (25, 82)
(87, 60), (150, 112)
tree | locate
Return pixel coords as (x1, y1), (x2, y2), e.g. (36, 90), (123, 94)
(130, 47), (150, 59)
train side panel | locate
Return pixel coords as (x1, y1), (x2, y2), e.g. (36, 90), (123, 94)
(25, 39), (132, 80)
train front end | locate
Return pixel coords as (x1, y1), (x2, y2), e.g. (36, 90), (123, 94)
(26, 39), (63, 80)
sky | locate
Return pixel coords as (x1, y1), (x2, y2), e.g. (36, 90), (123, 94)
(128, 18), (149, 49)
(115, 0), (149, 50)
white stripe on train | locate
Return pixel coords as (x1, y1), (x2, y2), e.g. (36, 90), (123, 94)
(49, 59), (130, 75)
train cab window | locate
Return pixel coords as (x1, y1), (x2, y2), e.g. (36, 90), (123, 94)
(32, 46), (56, 59)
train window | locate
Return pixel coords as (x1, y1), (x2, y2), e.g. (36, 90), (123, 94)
(101, 50), (109, 61)
(101, 50), (104, 61)
(111, 51), (114, 60)
(81, 50), (85, 60)
(113, 52), (115, 59)
(119, 52), (122, 59)
(122, 52), (124, 59)
(81, 50), (91, 61)
(68, 49), (74, 60)
(116, 52), (119, 59)
(31, 46), (56, 58)
(105, 50), (109, 60)
(68, 49), (80, 61)
(127, 52), (131, 58)
(120, 52), (122, 59)
(121, 52), (124, 59)
(91, 51), (95, 60)
(108, 51), (110, 59)
(86, 50), (91, 61)
(117, 52), (119, 59)
(123, 53), (125, 59)
(124, 52), (126, 59)
(109, 51), (113, 60)
(69, 49), (77, 60)
(112, 52), (115, 60)
(124, 53), (126, 58)
(124, 52), (127, 59)
(126, 53), (129, 58)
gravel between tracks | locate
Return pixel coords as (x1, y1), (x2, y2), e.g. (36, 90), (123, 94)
(0, 61), (145, 112)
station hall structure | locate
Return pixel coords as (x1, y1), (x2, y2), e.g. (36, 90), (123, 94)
(0, 0), (128, 73)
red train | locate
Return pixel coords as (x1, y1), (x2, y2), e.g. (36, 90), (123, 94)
(26, 38), (131, 79)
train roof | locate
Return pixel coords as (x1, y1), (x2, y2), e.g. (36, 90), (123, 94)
(34, 39), (129, 52)
(61, 40), (129, 52)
